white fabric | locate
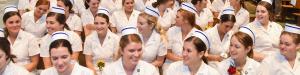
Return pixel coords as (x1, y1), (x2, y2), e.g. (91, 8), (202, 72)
(246, 21), (283, 56)
(180, 2), (197, 14)
(216, 57), (261, 75)
(66, 14), (83, 32)
(51, 0), (85, 14)
(221, 6), (235, 15)
(166, 61), (220, 75)
(262, 0), (273, 5)
(192, 30), (210, 49)
(102, 58), (159, 75)
(258, 52), (300, 75)
(239, 26), (255, 43)
(97, 7), (110, 16)
(134, 0), (156, 11)
(285, 23), (300, 34)
(40, 63), (93, 75)
(83, 31), (120, 71)
(157, 8), (176, 30)
(50, 5), (65, 14)
(81, 8), (96, 26)
(205, 25), (232, 55)
(111, 9), (141, 33)
(211, 0), (230, 12)
(8, 30), (40, 67)
(18, 0), (37, 11)
(21, 11), (47, 38)
(141, 30), (167, 63)
(4, 5), (18, 14)
(121, 25), (139, 36)
(196, 8), (214, 30)
(144, 6), (160, 17)
(51, 31), (69, 41)
(2, 62), (30, 75)
(40, 31), (82, 57)
(232, 7), (250, 32)
(100, 0), (123, 13)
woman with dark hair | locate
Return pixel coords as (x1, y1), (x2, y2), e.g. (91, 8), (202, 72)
(2, 5), (40, 73)
(258, 24), (300, 75)
(84, 7), (120, 74)
(40, 6), (82, 69)
(205, 7), (235, 68)
(102, 26), (159, 75)
(100, 0), (122, 13)
(166, 30), (220, 75)
(216, 26), (260, 75)
(41, 39), (93, 75)
(151, 0), (176, 30)
(228, 0), (250, 31)
(81, 0), (101, 36)
(246, 0), (283, 62)
(192, 0), (214, 30)
(57, 0), (83, 35)
(21, 0), (50, 38)
(0, 37), (30, 75)
(163, 2), (201, 74)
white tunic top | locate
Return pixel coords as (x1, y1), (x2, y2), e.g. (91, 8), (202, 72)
(166, 61), (220, 75)
(83, 31), (120, 69)
(21, 11), (47, 38)
(231, 7), (250, 32)
(111, 9), (141, 33)
(18, 0), (37, 11)
(100, 0), (123, 13)
(50, 0), (86, 15)
(40, 63), (93, 75)
(102, 58), (159, 75)
(216, 57), (261, 75)
(141, 30), (167, 63)
(134, 0), (155, 11)
(81, 8), (95, 26)
(2, 62), (30, 75)
(66, 14), (83, 32)
(158, 8), (176, 30)
(8, 30), (40, 67)
(40, 31), (82, 57)
(211, 0), (230, 12)
(258, 52), (300, 75)
(246, 21), (283, 56)
(196, 8), (214, 30)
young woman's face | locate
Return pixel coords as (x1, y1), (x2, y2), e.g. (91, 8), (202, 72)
(46, 16), (64, 34)
(182, 41), (204, 65)
(229, 36), (250, 60)
(279, 34), (300, 58)
(123, 0), (134, 12)
(196, 0), (207, 9)
(50, 47), (72, 73)
(5, 15), (21, 34)
(94, 16), (109, 35)
(230, 0), (239, 9)
(175, 12), (185, 27)
(137, 16), (153, 34)
(256, 5), (270, 24)
(0, 49), (7, 70)
(121, 42), (143, 67)
(34, 5), (49, 17)
(219, 21), (234, 34)
(57, 1), (70, 13)
(88, 0), (100, 10)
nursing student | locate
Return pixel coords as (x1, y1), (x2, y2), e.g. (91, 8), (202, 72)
(205, 6), (235, 68)
(102, 26), (159, 75)
(18, 0), (38, 15)
(192, 0), (214, 30)
(2, 5), (40, 73)
(152, 0), (176, 30)
(81, 0), (100, 36)
(163, 2), (201, 74)
(40, 38), (93, 75)
(21, 0), (50, 38)
(100, 0), (122, 13)
(246, 0), (283, 62)
(137, 6), (167, 67)
(258, 24), (300, 75)
(166, 30), (220, 75)
(228, 0), (250, 31)
(84, 7), (120, 75)
(0, 37), (30, 75)
(40, 6), (82, 68)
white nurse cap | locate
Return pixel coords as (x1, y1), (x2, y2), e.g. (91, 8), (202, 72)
(51, 5), (65, 14)
(284, 23), (300, 34)
(51, 31), (69, 41)
(97, 7), (110, 16)
(4, 5), (18, 14)
(181, 2), (197, 14)
(262, 0), (272, 5)
(239, 26), (255, 43)
(121, 25), (139, 36)
(222, 6), (235, 15)
(192, 30), (211, 49)
(0, 28), (4, 37)
(144, 6), (160, 17)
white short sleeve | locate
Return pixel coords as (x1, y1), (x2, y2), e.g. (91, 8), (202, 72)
(70, 32), (83, 52)
(28, 36), (40, 56)
(83, 35), (93, 55)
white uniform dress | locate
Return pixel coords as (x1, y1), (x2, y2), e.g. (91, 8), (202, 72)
(21, 11), (47, 38)
(232, 7), (250, 32)
(8, 30), (40, 67)
(196, 8), (214, 30)
(216, 57), (261, 75)
(204, 24), (233, 68)
(83, 31), (119, 73)
(18, 0), (37, 11)
(50, 0), (85, 15)
(166, 61), (220, 75)
(258, 52), (300, 75)
(246, 21), (283, 56)
(100, 0), (123, 13)
(111, 9), (141, 34)
(141, 30), (167, 63)
(40, 63), (93, 75)
(66, 14), (83, 32)
(102, 58), (159, 75)
(134, 0), (155, 11)
(40, 30), (82, 57)
(158, 8), (176, 30)
(163, 27), (198, 73)
(81, 8), (96, 26)
(2, 61), (30, 75)
(211, 0), (230, 13)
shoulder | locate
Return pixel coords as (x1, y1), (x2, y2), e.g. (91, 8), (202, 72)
(41, 67), (57, 75)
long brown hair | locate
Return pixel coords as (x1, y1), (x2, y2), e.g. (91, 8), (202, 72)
(257, 1), (274, 21)
(177, 9), (202, 30)
(232, 32), (254, 58)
